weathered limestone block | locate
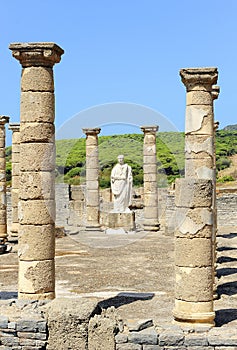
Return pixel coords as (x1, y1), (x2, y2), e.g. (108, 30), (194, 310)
(18, 224), (55, 260)
(18, 259), (55, 293)
(143, 181), (158, 194)
(185, 105), (214, 135)
(142, 192), (158, 205)
(21, 66), (54, 92)
(86, 206), (100, 222)
(86, 180), (99, 191)
(45, 298), (100, 350)
(175, 266), (213, 301)
(186, 90), (213, 105)
(175, 178), (212, 208)
(20, 92), (55, 123)
(86, 156), (99, 169)
(175, 238), (213, 267)
(142, 206), (159, 219)
(86, 168), (99, 181)
(143, 173), (157, 182)
(88, 308), (119, 350)
(185, 159), (215, 179)
(174, 207), (213, 238)
(20, 171), (55, 200)
(12, 163), (20, 176)
(143, 164), (157, 174)
(20, 122), (55, 143)
(11, 151), (20, 163)
(18, 200), (55, 225)
(86, 190), (100, 206)
(100, 211), (135, 231)
(0, 224), (7, 238)
(143, 155), (157, 164)
(185, 134), (214, 156)
(20, 143), (55, 171)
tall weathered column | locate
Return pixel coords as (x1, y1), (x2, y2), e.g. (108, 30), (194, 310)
(0, 116), (10, 252)
(9, 42), (64, 300)
(83, 128), (101, 230)
(8, 123), (20, 237)
(174, 68), (218, 325)
(141, 125), (160, 231)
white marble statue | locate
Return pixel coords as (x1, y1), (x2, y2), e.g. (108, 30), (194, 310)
(111, 155), (133, 213)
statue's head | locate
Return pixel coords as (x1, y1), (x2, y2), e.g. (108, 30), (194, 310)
(117, 154), (124, 165)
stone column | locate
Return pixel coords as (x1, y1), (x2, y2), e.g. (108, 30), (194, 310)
(140, 125), (160, 231)
(83, 128), (101, 230)
(9, 42), (64, 300)
(8, 123), (20, 237)
(174, 178), (215, 325)
(173, 68), (218, 325)
(0, 116), (10, 251)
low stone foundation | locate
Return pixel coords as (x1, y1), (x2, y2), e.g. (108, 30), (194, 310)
(1, 298), (237, 349)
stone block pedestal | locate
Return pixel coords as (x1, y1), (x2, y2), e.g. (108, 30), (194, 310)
(100, 211), (135, 231)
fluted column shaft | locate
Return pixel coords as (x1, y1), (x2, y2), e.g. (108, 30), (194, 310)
(9, 123), (20, 237)
(141, 125), (160, 231)
(173, 67), (218, 325)
(0, 116), (10, 244)
(83, 128), (101, 230)
(9, 42), (64, 300)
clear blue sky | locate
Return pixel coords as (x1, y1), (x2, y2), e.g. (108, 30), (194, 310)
(1, 0), (237, 143)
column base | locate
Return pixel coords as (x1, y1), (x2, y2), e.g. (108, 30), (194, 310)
(85, 224), (101, 231)
(18, 291), (55, 300)
(143, 222), (160, 231)
(173, 299), (215, 325)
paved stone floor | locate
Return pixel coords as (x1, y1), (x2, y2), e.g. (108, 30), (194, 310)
(0, 225), (237, 329)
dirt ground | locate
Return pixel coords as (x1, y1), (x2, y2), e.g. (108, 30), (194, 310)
(0, 225), (237, 328)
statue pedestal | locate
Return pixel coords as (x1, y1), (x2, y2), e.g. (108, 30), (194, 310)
(100, 211), (135, 231)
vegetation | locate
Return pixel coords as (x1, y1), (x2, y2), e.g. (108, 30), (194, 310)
(5, 130), (237, 187)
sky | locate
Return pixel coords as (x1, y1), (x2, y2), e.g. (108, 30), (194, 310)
(1, 0), (237, 144)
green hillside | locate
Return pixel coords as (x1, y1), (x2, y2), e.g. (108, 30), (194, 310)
(6, 130), (237, 187)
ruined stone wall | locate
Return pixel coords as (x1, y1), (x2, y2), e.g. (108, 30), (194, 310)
(7, 185), (237, 232)
(217, 192), (237, 227)
(0, 298), (237, 350)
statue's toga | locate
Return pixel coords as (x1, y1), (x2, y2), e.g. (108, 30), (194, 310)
(111, 155), (133, 213)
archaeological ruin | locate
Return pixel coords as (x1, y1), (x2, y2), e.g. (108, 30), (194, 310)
(0, 42), (236, 349)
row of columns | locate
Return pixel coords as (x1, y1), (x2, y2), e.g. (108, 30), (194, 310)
(4, 42), (220, 325)
(82, 126), (160, 231)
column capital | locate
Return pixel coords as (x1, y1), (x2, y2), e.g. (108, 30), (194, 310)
(9, 123), (20, 132)
(82, 127), (101, 136)
(9, 42), (64, 68)
(212, 85), (220, 100)
(180, 67), (218, 90)
(140, 125), (159, 134)
(0, 116), (10, 126)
